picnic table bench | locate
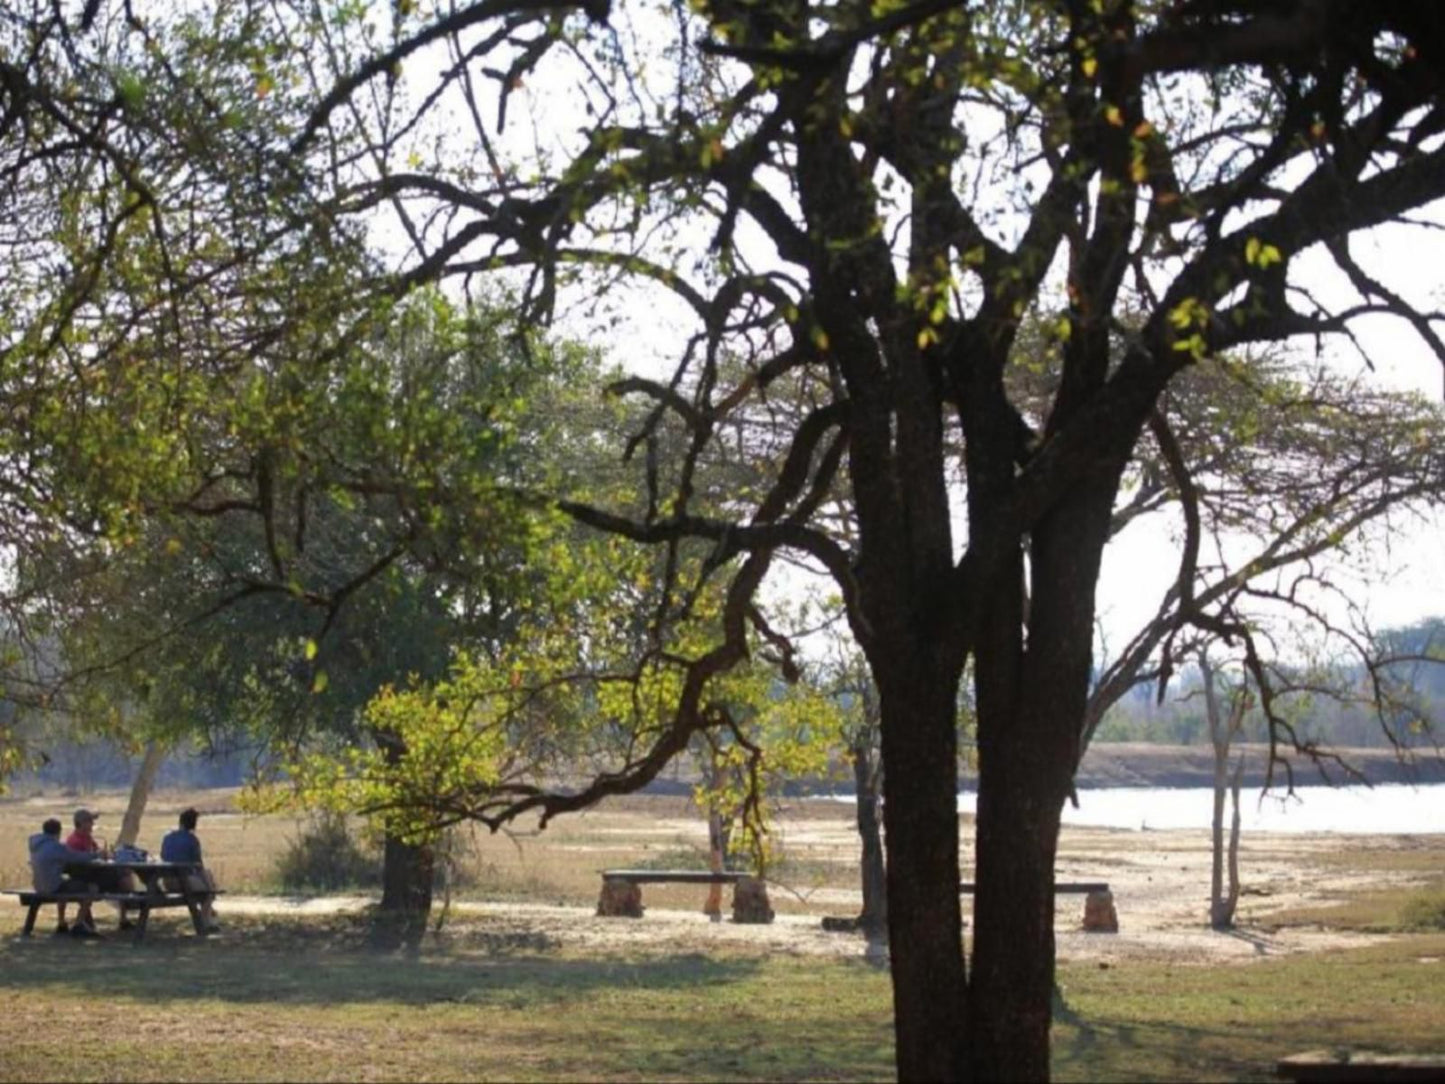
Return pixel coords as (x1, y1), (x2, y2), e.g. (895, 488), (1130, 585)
(959, 880), (1118, 932)
(597, 869), (774, 924)
(6, 860), (216, 943)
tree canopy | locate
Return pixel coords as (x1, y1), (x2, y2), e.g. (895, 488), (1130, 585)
(6, 1), (1445, 1080)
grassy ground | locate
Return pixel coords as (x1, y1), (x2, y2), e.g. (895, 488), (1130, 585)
(1, 913), (1443, 1082)
(4, 788), (1445, 1081)
(1053, 935), (1445, 1082)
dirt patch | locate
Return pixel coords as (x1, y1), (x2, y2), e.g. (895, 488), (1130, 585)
(209, 820), (1435, 966)
(4, 789), (1437, 969)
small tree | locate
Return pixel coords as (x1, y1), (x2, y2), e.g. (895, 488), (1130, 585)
(1197, 651), (1249, 930)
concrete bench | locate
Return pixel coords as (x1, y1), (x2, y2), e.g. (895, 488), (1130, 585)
(6, 889), (218, 943)
(598, 869), (773, 923)
(1277, 1050), (1445, 1082)
(959, 881), (1118, 932)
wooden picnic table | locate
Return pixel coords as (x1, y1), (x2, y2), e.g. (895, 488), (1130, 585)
(8, 860), (212, 943)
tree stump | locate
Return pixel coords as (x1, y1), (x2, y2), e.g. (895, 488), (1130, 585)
(1082, 889), (1119, 933)
(597, 879), (644, 918)
(732, 877), (774, 924)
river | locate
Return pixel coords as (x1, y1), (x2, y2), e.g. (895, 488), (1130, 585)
(949, 782), (1445, 834)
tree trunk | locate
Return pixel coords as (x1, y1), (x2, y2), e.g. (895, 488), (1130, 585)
(116, 742), (166, 849)
(375, 730), (433, 923)
(379, 833), (434, 916)
(1203, 658), (1248, 930)
(1224, 757), (1244, 926)
(1210, 731), (1229, 929)
(967, 465), (1121, 1080)
(704, 808), (729, 918)
(877, 659), (967, 1083)
(852, 735), (887, 937)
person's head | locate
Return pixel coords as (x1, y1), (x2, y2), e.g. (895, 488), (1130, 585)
(179, 808), (199, 832)
(73, 809), (99, 832)
(41, 818), (61, 837)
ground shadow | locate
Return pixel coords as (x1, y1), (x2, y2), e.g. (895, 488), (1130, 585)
(1, 916), (766, 1010)
(1052, 1011), (1274, 1082)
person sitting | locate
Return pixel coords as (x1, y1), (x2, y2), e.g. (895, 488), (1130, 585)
(64, 809), (137, 932)
(28, 818), (104, 938)
(160, 808), (220, 932)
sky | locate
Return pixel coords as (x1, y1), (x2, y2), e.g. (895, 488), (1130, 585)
(371, 5), (1445, 659)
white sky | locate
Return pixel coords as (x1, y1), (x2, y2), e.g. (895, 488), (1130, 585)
(370, 10), (1445, 657)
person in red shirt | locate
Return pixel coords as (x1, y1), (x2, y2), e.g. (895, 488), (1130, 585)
(64, 809), (132, 934)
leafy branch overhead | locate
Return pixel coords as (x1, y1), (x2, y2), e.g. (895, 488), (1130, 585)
(6, 1), (1445, 1080)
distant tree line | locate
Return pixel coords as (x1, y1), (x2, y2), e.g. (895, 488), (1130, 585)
(1094, 617), (1445, 749)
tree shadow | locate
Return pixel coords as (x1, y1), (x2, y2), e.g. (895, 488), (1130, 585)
(0, 917), (766, 1009)
(1217, 926), (1276, 955)
(1052, 1012), (1267, 1082)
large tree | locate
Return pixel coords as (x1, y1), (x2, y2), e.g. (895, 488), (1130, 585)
(274, 1), (1445, 1078)
(284, 5), (1445, 1079)
(10, 1), (1445, 1079)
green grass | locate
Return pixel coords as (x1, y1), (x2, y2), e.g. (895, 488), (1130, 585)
(1053, 935), (1445, 1082)
(0, 914), (894, 1082)
(1401, 886), (1445, 930)
(3, 913), (1444, 1082)
(1261, 879), (1445, 933)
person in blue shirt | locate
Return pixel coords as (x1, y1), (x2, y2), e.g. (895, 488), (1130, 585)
(160, 808), (219, 932)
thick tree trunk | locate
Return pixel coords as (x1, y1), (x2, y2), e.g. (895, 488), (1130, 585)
(375, 730), (433, 923)
(379, 833), (434, 916)
(116, 742), (166, 849)
(877, 660), (967, 1083)
(967, 468), (1120, 1080)
(852, 736), (887, 937)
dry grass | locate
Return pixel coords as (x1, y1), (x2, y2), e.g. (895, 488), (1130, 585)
(0, 789), (865, 914)
(6, 789), (1445, 1081)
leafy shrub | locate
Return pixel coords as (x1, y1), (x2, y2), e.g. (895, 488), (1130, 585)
(273, 811), (381, 892)
(1400, 886), (1445, 931)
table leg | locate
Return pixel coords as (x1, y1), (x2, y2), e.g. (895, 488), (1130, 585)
(132, 905), (149, 945)
(179, 882), (206, 935)
(22, 902), (39, 936)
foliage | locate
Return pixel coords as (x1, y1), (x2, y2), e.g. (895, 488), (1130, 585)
(9, 0), (1445, 1078)
(272, 810), (381, 893)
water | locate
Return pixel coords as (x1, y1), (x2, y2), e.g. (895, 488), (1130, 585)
(950, 782), (1445, 834)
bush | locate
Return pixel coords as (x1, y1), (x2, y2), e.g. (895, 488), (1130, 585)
(1399, 885), (1445, 931)
(273, 811), (381, 893)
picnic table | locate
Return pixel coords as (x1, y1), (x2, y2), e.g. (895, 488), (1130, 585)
(7, 860), (214, 943)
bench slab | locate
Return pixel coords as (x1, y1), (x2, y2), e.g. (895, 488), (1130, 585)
(602, 870), (747, 885)
(597, 870), (773, 923)
(1277, 1051), (1445, 1083)
(958, 881), (1110, 894)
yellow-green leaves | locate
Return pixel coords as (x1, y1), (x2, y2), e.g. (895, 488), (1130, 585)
(1245, 236), (1283, 269)
(1168, 297), (1212, 359)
